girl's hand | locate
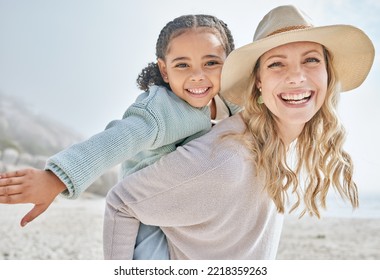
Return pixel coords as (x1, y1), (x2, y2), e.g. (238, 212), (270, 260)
(0, 169), (67, 227)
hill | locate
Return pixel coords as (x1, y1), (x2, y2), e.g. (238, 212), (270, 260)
(0, 93), (117, 196)
(0, 93), (83, 156)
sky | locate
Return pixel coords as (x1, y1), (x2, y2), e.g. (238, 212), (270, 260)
(0, 0), (379, 194)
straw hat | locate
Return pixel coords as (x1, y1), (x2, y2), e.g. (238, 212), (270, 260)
(220, 5), (375, 106)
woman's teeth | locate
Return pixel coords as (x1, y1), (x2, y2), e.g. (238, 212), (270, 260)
(281, 92), (311, 104)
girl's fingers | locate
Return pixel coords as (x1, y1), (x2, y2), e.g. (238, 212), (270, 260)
(0, 169), (28, 178)
(0, 170), (22, 178)
(0, 192), (25, 204)
(21, 204), (49, 227)
(0, 176), (23, 187)
(0, 168), (35, 179)
(0, 183), (25, 195)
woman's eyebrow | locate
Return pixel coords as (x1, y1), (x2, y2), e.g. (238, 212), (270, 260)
(264, 49), (323, 62)
(302, 49), (324, 56)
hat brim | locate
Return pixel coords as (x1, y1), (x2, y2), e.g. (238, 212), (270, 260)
(220, 25), (375, 106)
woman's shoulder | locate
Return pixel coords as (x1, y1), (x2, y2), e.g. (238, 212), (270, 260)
(174, 113), (250, 182)
(183, 113), (247, 154)
(212, 113), (246, 135)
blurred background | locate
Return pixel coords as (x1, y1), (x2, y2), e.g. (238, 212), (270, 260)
(1, 0), (379, 195)
(0, 0), (379, 260)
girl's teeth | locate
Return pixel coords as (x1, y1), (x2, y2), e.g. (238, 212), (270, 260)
(188, 88), (208, 94)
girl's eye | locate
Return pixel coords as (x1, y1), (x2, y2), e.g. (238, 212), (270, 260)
(267, 61), (283, 68)
(205, 61), (220, 66)
(175, 63), (189, 68)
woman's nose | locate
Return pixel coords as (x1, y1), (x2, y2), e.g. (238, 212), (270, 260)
(285, 65), (306, 85)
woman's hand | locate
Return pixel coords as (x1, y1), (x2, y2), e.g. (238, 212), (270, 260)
(0, 169), (67, 226)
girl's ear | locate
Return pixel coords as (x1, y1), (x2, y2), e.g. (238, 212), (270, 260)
(157, 58), (169, 83)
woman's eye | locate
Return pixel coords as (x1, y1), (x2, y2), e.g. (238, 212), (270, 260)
(268, 61), (283, 68)
(305, 57), (321, 64)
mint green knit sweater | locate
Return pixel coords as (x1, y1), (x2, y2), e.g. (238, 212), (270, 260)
(46, 86), (241, 198)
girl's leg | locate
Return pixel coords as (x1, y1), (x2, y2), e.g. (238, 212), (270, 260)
(133, 223), (169, 260)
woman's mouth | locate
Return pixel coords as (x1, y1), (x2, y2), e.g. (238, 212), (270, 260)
(280, 91), (312, 104)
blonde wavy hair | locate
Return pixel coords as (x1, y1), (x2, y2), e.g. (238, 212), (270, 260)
(237, 48), (358, 218)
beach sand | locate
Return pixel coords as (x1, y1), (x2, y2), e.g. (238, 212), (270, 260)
(278, 215), (380, 259)
(0, 194), (379, 260)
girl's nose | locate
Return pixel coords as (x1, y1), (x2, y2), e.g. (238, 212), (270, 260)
(190, 69), (205, 81)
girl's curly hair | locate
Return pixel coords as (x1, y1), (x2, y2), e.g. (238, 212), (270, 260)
(136, 14), (235, 91)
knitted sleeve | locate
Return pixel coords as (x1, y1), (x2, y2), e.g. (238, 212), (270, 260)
(128, 86), (212, 147)
(46, 86), (213, 199)
(46, 106), (160, 199)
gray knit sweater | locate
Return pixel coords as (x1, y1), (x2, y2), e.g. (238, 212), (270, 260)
(104, 114), (284, 259)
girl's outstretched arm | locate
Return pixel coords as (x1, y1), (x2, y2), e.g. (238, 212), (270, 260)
(0, 169), (66, 226)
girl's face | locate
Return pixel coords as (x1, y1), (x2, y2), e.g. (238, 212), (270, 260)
(257, 41), (328, 141)
(157, 29), (226, 108)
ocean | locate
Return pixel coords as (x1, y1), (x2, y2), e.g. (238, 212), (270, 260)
(322, 192), (380, 219)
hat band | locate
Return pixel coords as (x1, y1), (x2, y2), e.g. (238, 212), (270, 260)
(267, 25), (311, 37)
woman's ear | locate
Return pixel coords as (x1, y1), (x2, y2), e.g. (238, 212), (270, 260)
(255, 80), (262, 92)
(157, 58), (169, 83)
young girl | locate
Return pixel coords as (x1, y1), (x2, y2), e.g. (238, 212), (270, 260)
(0, 14), (240, 259)
(103, 5), (374, 259)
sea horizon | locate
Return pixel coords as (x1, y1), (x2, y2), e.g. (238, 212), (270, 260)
(322, 191), (380, 219)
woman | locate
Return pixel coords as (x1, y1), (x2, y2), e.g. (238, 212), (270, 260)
(103, 5), (374, 259)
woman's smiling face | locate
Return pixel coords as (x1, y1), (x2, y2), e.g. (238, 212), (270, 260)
(257, 41), (328, 137)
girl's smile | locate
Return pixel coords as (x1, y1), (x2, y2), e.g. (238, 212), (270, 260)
(186, 87), (211, 97)
(158, 29), (226, 108)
